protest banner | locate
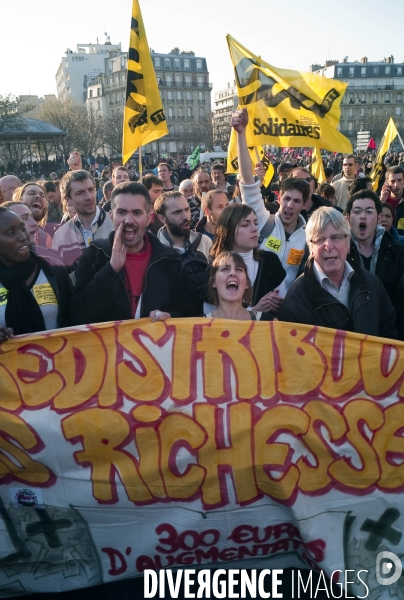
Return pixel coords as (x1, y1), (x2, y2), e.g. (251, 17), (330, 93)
(0, 319), (403, 598)
(227, 35), (352, 154)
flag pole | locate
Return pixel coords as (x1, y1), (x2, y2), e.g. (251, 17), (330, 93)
(139, 146), (143, 180)
(396, 130), (404, 150)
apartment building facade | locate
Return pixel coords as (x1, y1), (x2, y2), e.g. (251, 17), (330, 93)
(312, 56), (404, 146)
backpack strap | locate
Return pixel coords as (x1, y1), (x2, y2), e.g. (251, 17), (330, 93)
(189, 233), (202, 252)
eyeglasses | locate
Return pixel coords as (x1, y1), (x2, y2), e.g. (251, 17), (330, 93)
(311, 234), (348, 246)
(350, 207), (377, 215)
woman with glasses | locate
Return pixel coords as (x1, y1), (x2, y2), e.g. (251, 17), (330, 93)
(278, 206), (397, 338)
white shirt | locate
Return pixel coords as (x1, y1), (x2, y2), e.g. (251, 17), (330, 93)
(313, 260), (354, 310)
(76, 206), (101, 248)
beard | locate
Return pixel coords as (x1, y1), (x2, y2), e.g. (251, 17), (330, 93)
(166, 221), (190, 238)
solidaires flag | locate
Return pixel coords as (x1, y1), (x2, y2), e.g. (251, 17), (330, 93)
(227, 35), (352, 154)
(311, 147), (326, 183)
(227, 132), (274, 187)
(370, 117), (399, 191)
(122, 0), (168, 164)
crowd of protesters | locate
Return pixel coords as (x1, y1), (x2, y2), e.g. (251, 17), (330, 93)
(0, 111), (404, 343)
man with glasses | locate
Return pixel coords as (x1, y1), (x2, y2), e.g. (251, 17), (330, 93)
(0, 174), (22, 203)
(346, 190), (404, 336)
(278, 206), (397, 338)
(333, 155), (357, 211)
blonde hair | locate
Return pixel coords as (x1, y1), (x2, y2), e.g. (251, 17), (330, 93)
(306, 207), (350, 250)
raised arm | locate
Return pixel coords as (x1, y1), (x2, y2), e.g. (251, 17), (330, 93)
(230, 108), (254, 185)
(230, 108), (273, 233)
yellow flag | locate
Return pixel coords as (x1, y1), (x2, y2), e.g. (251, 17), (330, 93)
(122, 0), (168, 164)
(227, 35), (352, 154)
(311, 147), (326, 183)
(227, 130), (274, 187)
(370, 117), (399, 191)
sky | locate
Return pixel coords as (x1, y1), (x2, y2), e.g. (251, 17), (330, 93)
(2, 0), (404, 101)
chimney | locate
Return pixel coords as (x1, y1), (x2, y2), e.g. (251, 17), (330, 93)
(360, 57), (368, 64)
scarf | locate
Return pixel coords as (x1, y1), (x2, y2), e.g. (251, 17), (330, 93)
(0, 252), (46, 335)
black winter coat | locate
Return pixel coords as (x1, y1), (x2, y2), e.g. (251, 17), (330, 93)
(70, 232), (194, 325)
(38, 255), (73, 329)
(348, 231), (404, 319)
(278, 257), (397, 339)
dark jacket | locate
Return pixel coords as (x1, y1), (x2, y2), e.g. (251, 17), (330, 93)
(278, 257), (397, 339)
(395, 198), (404, 234)
(70, 231), (194, 325)
(348, 230), (404, 319)
(35, 254), (73, 329)
(253, 251), (287, 320)
(301, 193), (331, 222)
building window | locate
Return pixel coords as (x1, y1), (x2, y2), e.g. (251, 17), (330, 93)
(168, 107), (174, 117)
(89, 90), (93, 98)
(187, 106), (193, 117)
(108, 62), (113, 72)
(396, 67), (403, 76)
(179, 124), (184, 134)
(165, 59), (170, 70)
(165, 74), (172, 85)
(373, 93), (378, 103)
(155, 57), (160, 68)
(115, 75), (119, 84)
(198, 91), (204, 101)
(120, 56), (126, 69)
(167, 91), (173, 100)
(97, 100), (101, 109)
(97, 87), (101, 96)
(348, 108), (354, 117)
(174, 59), (180, 70)
(178, 107), (183, 117)
(360, 108), (365, 117)
(349, 67), (354, 77)
(199, 107), (204, 117)
(361, 94), (366, 103)
(348, 122), (353, 131)
(397, 93), (403, 102)
(177, 91), (182, 101)
(184, 59), (190, 70)
(197, 75), (203, 86)
(185, 75), (191, 86)
(196, 59), (202, 70)
(337, 67), (343, 77)
(373, 66), (378, 74)
(385, 93), (391, 103)
(396, 107), (402, 117)
(171, 124), (175, 134)
(175, 74), (181, 84)
(186, 91), (192, 101)
(385, 66), (391, 74)
(361, 67), (366, 77)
